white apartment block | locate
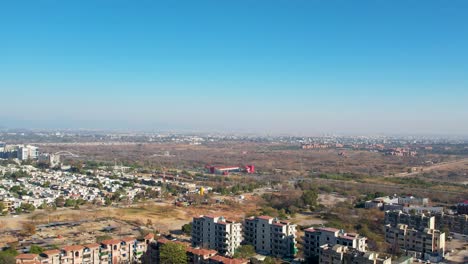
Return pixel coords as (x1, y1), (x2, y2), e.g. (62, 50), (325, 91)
(384, 224), (445, 261)
(303, 227), (367, 258)
(244, 216), (297, 258)
(191, 215), (242, 256)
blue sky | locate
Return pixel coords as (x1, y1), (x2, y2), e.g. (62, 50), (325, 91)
(1, 0), (467, 135)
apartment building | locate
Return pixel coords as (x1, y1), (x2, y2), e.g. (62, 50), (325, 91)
(434, 213), (468, 235)
(192, 215), (242, 256)
(17, 235), (155, 264)
(385, 210), (435, 230)
(384, 224), (445, 261)
(303, 227), (367, 258)
(386, 210), (468, 235)
(40, 250), (61, 264)
(243, 216), (297, 258)
(457, 200), (468, 214)
(398, 196), (429, 206)
(319, 244), (391, 264)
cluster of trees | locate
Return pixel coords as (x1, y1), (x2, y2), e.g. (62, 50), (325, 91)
(54, 196), (86, 208)
(213, 182), (262, 195)
(3, 170), (32, 180)
(0, 247), (18, 264)
(260, 181), (319, 216)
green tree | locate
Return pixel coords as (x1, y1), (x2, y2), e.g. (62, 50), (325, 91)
(64, 199), (76, 207)
(263, 256), (277, 264)
(159, 242), (187, 264)
(301, 189), (318, 208)
(233, 245), (256, 259)
(0, 201), (6, 215)
(0, 247), (18, 264)
(181, 223), (192, 235)
(29, 245), (44, 254)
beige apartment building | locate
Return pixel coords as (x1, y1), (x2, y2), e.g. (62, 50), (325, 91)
(192, 215), (243, 256)
(17, 234), (155, 264)
(384, 224), (445, 261)
(319, 244), (391, 264)
(303, 227), (367, 259)
(243, 216), (297, 258)
(385, 210), (435, 230)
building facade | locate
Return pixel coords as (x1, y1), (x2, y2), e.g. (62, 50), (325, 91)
(319, 244), (391, 264)
(192, 215), (242, 256)
(385, 210), (435, 230)
(244, 216), (297, 258)
(384, 224), (445, 261)
(303, 227), (367, 259)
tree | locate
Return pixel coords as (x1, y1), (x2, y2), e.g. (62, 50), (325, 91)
(301, 189), (318, 208)
(0, 202), (6, 215)
(263, 257), (277, 264)
(0, 247), (18, 264)
(233, 245), (256, 259)
(159, 242), (187, 264)
(181, 223), (192, 235)
(29, 245), (44, 254)
(55, 196), (65, 207)
(21, 222), (36, 236)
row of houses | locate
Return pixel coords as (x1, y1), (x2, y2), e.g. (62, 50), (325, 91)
(15, 234), (249, 264)
(16, 234), (154, 264)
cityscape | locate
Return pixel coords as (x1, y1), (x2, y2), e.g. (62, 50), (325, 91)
(1, 1), (468, 264)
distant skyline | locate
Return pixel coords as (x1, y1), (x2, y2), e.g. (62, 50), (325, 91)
(1, 1), (468, 135)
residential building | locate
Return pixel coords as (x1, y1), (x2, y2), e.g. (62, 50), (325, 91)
(40, 250), (61, 264)
(208, 255), (249, 264)
(398, 196), (429, 206)
(15, 254), (40, 264)
(244, 216), (297, 258)
(319, 244), (391, 264)
(191, 215), (242, 256)
(384, 224), (445, 261)
(384, 210), (435, 230)
(457, 200), (468, 214)
(303, 227), (367, 259)
(434, 213), (468, 235)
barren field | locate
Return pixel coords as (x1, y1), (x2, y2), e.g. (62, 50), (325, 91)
(38, 142), (451, 176)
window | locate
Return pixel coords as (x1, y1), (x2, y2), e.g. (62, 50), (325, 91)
(74, 252), (79, 257)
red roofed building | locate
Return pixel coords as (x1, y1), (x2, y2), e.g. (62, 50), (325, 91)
(15, 254), (39, 264)
(208, 255), (249, 264)
(40, 250), (60, 264)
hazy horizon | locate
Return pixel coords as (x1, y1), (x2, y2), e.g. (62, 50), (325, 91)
(1, 1), (468, 135)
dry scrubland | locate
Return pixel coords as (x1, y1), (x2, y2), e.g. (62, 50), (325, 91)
(39, 142), (462, 177)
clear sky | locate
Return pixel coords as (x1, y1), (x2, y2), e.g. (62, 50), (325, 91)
(1, 0), (467, 135)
